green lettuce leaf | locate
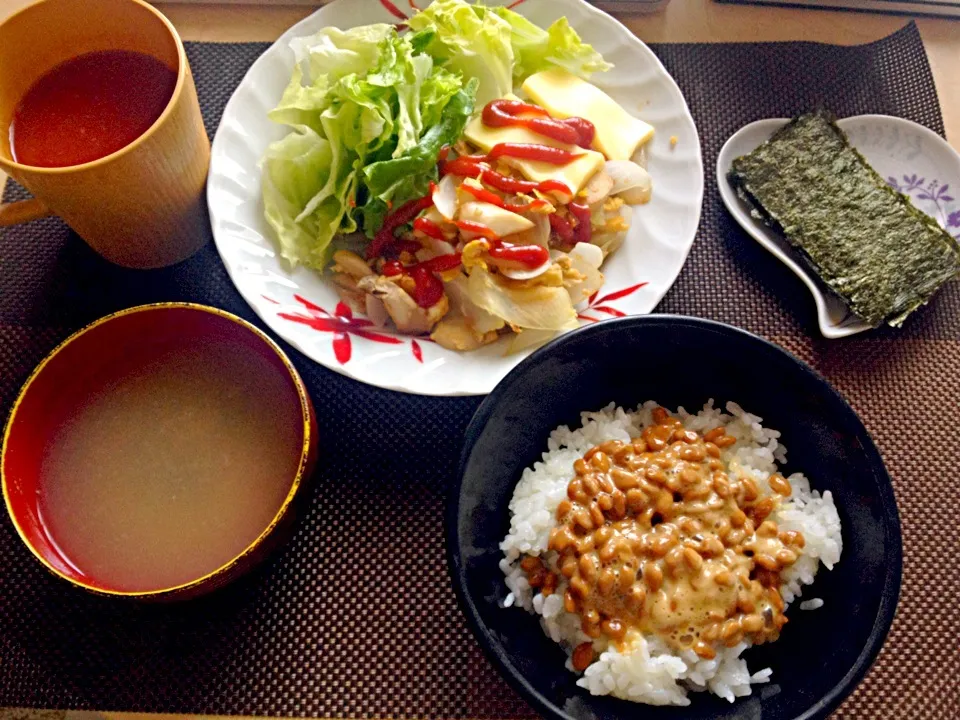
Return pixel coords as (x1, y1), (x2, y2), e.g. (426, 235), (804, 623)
(358, 77), (479, 235)
(261, 1), (609, 270)
(262, 125), (346, 269)
(407, 0), (609, 105)
(406, 0), (515, 106)
(262, 23), (473, 269)
(487, 10), (611, 81)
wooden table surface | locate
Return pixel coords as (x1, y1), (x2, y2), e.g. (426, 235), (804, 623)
(0, 0), (957, 195)
(0, 1), (958, 718)
(163, 0), (960, 146)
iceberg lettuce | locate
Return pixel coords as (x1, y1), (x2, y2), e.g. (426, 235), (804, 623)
(263, 25), (474, 268)
(261, 0), (609, 269)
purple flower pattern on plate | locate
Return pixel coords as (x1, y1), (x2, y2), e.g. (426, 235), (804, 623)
(887, 174), (960, 238)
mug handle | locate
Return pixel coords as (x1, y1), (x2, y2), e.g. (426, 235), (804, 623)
(0, 198), (52, 226)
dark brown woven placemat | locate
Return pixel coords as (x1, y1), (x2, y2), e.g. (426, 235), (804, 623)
(1, 22), (958, 719)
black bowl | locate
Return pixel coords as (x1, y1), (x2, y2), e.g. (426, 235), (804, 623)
(448, 316), (901, 720)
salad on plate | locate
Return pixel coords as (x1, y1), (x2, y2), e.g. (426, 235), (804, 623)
(262, 0), (655, 353)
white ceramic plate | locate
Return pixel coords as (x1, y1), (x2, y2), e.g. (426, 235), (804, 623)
(208, 0), (703, 395)
(718, 115), (960, 339)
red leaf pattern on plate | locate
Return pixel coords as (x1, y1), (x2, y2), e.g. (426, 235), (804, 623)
(594, 283), (649, 305)
(379, 0), (409, 21)
(379, 0), (527, 20)
(594, 306), (626, 317)
(272, 294), (432, 365)
(578, 282), (648, 323)
(332, 332), (352, 364)
(269, 277), (644, 363)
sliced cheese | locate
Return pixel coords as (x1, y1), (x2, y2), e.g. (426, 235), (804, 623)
(521, 69), (655, 161)
(463, 114), (605, 195)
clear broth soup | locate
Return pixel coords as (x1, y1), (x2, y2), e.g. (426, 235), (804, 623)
(37, 340), (303, 592)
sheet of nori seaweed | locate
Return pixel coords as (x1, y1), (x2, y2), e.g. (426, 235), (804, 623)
(728, 110), (960, 327)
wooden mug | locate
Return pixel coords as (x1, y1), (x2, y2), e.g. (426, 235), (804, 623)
(0, 0), (210, 268)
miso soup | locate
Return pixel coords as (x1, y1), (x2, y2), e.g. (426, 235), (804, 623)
(37, 339), (304, 592)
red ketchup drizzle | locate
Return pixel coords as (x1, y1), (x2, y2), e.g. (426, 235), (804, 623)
(568, 202), (592, 244)
(548, 214), (575, 249)
(413, 216), (447, 240)
(483, 99), (596, 149)
(460, 183), (550, 213)
(382, 260), (405, 277)
(366, 190), (435, 259)
(381, 253), (464, 308)
(489, 243), (549, 268)
(454, 219), (500, 241)
(460, 182), (506, 207)
(486, 142), (578, 166)
(410, 266), (445, 308)
(455, 220), (549, 270)
(418, 253), (463, 273)
(442, 157), (572, 199)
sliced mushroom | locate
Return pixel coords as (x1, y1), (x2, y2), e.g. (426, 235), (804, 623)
(357, 276), (448, 334)
(580, 169), (615, 206)
(332, 249), (374, 280)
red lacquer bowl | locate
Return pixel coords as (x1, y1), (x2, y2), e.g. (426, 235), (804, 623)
(1, 303), (317, 600)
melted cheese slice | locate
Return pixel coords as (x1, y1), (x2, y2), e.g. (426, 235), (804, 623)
(463, 114), (605, 195)
(521, 69), (654, 161)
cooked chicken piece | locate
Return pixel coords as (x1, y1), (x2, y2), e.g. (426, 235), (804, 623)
(365, 294), (389, 327)
(332, 272), (366, 313)
(431, 315), (499, 352)
(358, 276), (448, 334)
(332, 249), (374, 279)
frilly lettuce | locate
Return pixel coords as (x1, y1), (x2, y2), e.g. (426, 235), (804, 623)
(262, 0), (609, 269)
(263, 25), (475, 269)
(492, 11), (611, 82)
(407, 0), (610, 105)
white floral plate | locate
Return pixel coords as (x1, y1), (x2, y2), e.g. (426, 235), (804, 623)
(718, 115), (960, 339)
(207, 0), (703, 395)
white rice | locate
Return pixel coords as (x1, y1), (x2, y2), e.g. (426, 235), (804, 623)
(499, 400), (842, 706)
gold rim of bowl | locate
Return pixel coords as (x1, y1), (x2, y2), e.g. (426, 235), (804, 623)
(0, 302), (315, 599)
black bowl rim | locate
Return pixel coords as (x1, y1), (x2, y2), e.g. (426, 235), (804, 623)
(447, 314), (903, 720)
